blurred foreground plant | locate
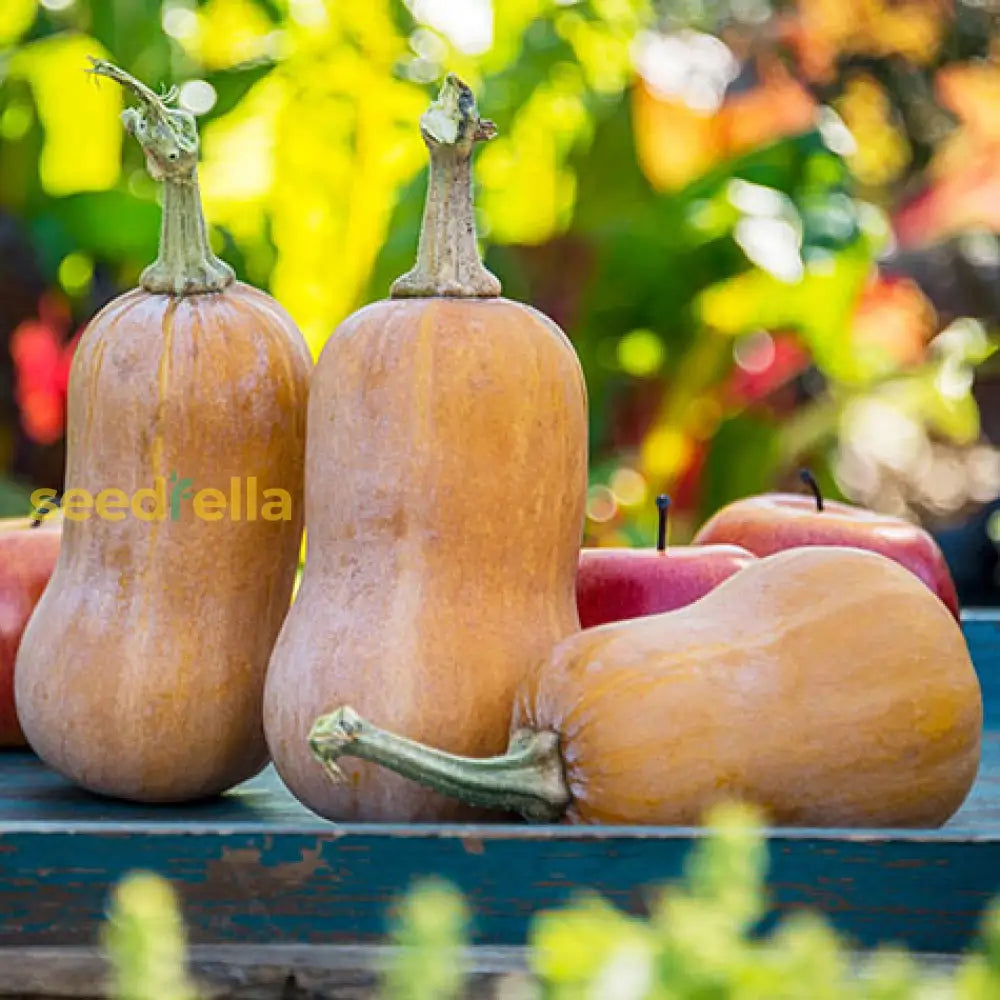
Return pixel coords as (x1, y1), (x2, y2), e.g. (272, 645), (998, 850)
(103, 871), (198, 1000)
(382, 877), (470, 1000)
(382, 803), (1000, 1000)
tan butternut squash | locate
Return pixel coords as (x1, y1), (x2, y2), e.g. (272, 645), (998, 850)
(14, 62), (310, 801)
(263, 75), (588, 821)
(311, 547), (983, 827)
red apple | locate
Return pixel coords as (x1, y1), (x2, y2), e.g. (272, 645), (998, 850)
(1, 514), (62, 747)
(577, 496), (756, 629)
(693, 470), (960, 620)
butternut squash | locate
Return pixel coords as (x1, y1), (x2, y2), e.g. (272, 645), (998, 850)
(264, 75), (588, 821)
(310, 547), (983, 827)
(14, 62), (310, 801)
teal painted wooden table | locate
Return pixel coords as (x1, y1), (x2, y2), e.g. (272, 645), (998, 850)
(2, 612), (999, 953)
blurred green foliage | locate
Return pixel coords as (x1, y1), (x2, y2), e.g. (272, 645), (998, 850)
(383, 877), (469, 1000)
(102, 804), (1000, 999)
(1, 0), (997, 538)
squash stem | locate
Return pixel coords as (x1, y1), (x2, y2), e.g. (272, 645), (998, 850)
(88, 59), (233, 296)
(308, 707), (570, 822)
(390, 74), (500, 299)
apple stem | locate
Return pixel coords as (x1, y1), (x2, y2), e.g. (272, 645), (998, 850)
(656, 494), (671, 552)
(798, 468), (824, 512)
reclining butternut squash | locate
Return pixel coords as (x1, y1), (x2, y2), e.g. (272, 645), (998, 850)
(264, 75), (588, 821)
(310, 547), (983, 827)
(14, 63), (310, 801)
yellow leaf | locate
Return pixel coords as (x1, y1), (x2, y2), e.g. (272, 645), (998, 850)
(556, 0), (650, 95)
(10, 33), (122, 196)
(477, 66), (591, 245)
(483, 0), (547, 71)
(200, 72), (286, 245)
(835, 73), (911, 185)
(0, 0), (36, 47)
(189, 0), (277, 70)
(641, 424), (692, 480)
(266, 6), (427, 354)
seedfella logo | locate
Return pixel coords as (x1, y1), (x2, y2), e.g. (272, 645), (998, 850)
(30, 473), (292, 523)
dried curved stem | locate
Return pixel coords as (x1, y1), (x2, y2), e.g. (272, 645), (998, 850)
(89, 58), (233, 295)
(308, 707), (570, 822)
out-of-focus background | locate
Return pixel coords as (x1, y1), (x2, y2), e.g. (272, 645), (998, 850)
(3, 0), (1000, 598)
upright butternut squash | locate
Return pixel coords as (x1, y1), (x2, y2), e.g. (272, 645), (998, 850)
(311, 547), (983, 827)
(14, 62), (310, 801)
(264, 75), (588, 821)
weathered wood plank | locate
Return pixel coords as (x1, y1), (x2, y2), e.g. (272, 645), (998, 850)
(2, 820), (1000, 950)
(0, 945), (531, 1000)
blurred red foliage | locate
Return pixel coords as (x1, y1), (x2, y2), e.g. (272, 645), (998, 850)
(9, 295), (79, 446)
(851, 272), (936, 364)
(895, 62), (1000, 246)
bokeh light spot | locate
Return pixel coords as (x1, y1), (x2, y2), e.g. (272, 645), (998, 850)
(733, 330), (775, 373)
(617, 328), (664, 377)
(57, 252), (93, 296)
(936, 361), (974, 400)
(586, 485), (618, 523)
(632, 30), (738, 112)
(179, 80), (217, 116)
(734, 217), (803, 282)
(987, 510), (1000, 545)
(641, 425), (693, 480)
(162, 4), (198, 39)
(0, 102), (33, 140)
(610, 467), (647, 507)
(410, 0), (493, 55)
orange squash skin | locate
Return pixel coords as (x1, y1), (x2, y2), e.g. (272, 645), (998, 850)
(15, 283), (310, 801)
(515, 546), (982, 827)
(264, 296), (588, 821)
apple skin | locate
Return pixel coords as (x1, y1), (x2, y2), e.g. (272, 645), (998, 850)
(0, 517), (62, 747)
(577, 544), (757, 629)
(693, 494), (961, 620)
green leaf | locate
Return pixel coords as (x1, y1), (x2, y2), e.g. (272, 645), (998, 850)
(48, 189), (160, 263)
(0, 476), (36, 519)
(700, 413), (781, 519)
